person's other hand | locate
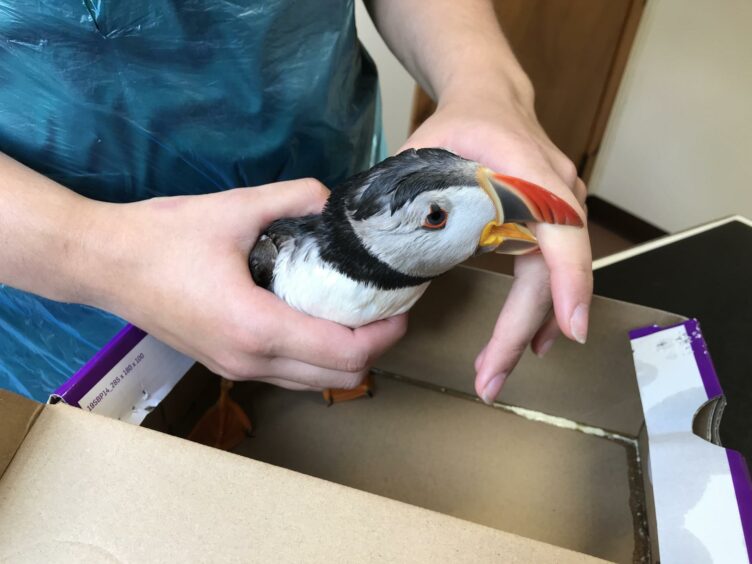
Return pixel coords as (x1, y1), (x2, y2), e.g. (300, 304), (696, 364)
(402, 87), (591, 404)
(87, 179), (407, 391)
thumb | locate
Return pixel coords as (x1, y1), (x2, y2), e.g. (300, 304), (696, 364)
(249, 178), (331, 227)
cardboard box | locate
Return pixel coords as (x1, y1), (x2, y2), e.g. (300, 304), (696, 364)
(1, 268), (750, 562)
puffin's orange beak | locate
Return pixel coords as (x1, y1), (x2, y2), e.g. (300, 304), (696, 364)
(476, 168), (584, 255)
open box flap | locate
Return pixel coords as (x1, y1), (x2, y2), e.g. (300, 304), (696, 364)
(631, 320), (752, 562)
(0, 392), (600, 563)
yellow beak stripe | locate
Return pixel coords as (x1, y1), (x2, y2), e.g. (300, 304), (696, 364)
(479, 221), (537, 249)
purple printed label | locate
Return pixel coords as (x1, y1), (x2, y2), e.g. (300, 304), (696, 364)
(630, 319), (723, 399)
(53, 324), (146, 406)
(683, 319), (723, 399)
(728, 450), (752, 562)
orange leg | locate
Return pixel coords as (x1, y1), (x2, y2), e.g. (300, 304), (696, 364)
(322, 373), (374, 405)
(188, 378), (252, 450)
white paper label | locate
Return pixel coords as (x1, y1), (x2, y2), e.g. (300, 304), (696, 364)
(77, 336), (194, 425)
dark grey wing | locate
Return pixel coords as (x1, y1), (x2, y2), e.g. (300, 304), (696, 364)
(249, 215), (322, 291)
(249, 235), (280, 290)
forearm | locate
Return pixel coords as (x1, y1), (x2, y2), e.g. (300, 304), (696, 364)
(0, 153), (111, 305)
(365, 0), (533, 108)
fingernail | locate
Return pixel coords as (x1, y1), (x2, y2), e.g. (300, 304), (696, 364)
(481, 373), (506, 405)
(570, 303), (589, 344)
(535, 338), (555, 358)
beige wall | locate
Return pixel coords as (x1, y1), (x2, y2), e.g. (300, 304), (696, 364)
(355, 2), (414, 155)
(588, 0), (752, 232)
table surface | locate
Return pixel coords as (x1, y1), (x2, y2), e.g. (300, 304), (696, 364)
(593, 217), (752, 462)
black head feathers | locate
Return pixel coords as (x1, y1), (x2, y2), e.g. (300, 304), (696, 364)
(326, 148), (477, 221)
(315, 148), (478, 289)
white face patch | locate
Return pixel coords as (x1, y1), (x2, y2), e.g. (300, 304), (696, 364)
(349, 186), (497, 278)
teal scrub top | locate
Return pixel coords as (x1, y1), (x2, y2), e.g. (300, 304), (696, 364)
(0, 0), (385, 400)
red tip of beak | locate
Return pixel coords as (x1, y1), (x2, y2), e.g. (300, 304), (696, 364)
(493, 173), (584, 227)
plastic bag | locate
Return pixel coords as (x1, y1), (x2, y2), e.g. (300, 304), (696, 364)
(0, 285), (126, 402)
(0, 0), (384, 400)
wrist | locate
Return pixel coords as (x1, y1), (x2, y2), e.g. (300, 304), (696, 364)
(436, 64), (536, 119)
(434, 54), (535, 116)
(63, 198), (134, 312)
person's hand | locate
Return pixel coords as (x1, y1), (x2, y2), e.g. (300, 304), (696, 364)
(402, 85), (591, 404)
(83, 179), (407, 391)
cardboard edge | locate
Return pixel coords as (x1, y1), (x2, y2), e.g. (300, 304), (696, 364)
(47, 394), (67, 406)
(727, 449), (752, 561)
(628, 319), (689, 341)
(692, 396), (727, 446)
(683, 319), (723, 399)
(0, 390), (45, 480)
(636, 423), (660, 559)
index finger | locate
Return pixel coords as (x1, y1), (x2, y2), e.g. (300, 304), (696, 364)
(536, 209), (592, 344)
(497, 165), (591, 345)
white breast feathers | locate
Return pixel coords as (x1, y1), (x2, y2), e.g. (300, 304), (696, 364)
(270, 237), (429, 328)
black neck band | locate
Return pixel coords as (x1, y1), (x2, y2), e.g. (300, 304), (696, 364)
(319, 204), (433, 291)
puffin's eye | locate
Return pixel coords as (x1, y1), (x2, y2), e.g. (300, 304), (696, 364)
(422, 205), (448, 230)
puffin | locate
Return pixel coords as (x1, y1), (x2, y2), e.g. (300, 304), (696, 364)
(190, 148), (583, 449)
(247, 147), (583, 404)
(250, 148), (582, 327)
